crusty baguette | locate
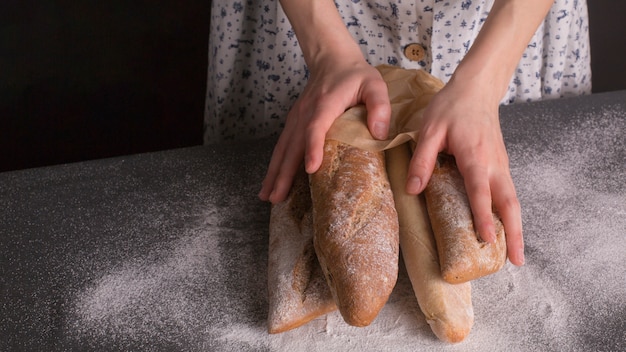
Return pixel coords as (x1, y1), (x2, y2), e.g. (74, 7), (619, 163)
(310, 140), (399, 327)
(386, 145), (473, 343)
(424, 154), (507, 284)
(267, 168), (337, 334)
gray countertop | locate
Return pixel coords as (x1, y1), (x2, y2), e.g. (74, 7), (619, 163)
(2, 91), (625, 351)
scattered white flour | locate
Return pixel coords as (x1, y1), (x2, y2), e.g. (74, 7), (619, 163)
(63, 106), (625, 351)
(66, 206), (266, 351)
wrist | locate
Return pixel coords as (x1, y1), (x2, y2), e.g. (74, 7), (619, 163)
(293, 20), (365, 73)
(448, 62), (508, 107)
(280, 0), (365, 72)
(307, 44), (366, 74)
(448, 0), (553, 104)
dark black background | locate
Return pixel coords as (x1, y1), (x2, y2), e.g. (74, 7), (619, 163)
(0, 1), (624, 172)
(0, 1), (209, 172)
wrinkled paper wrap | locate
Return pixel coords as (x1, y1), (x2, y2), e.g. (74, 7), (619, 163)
(326, 65), (444, 150)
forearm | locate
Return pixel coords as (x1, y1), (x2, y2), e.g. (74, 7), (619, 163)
(279, 0), (364, 70)
(452, 0), (554, 103)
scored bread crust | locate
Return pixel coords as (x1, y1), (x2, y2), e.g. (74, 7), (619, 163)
(424, 154), (507, 284)
(267, 168), (337, 334)
(309, 140), (399, 327)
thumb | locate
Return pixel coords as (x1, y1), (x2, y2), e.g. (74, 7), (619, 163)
(362, 80), (391, 140)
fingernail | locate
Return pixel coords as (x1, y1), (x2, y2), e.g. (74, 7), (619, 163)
(304, 155), (313, 173)
(484, 231), (496, 244)
(268, 190), (278, 204)
(517, 247), (526, 265)
(407, 176), (421, 194)
(373, 122), (388, 140)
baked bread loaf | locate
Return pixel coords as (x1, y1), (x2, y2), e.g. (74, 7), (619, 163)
(310, 140), (400, 327)
(424, 154), (507, 284)
(386, 145), (473, 343)
(267, 168), (337, 334)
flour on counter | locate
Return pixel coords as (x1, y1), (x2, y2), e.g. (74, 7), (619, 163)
(64, 107), (625, 351)
(509, 107), (626, 351)
(66, 201), (272, 351)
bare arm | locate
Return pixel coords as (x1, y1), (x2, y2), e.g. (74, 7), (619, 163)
(260, 0), (391, 202)
(278, 0), (362, 69)
(454, 0), (554, 100)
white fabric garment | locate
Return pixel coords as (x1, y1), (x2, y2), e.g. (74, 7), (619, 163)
(204, 0), (591, 143)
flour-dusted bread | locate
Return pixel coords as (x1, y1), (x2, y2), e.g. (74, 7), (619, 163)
(310, 140), (399, 327)
(386, 145), (473, 343)
(267, 168), (337, 334)
(424, 154), (507, 284)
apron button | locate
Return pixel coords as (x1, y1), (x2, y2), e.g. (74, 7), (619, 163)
(404, 43), (425, 62)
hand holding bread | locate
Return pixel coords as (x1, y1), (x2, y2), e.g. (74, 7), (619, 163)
(266, 66), (516, 342)
(424, 154), (507, 284)
(267, 141), (509, 341)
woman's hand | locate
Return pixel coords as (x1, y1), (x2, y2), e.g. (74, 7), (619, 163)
(260, 0), (391, 204)
(262, 0), (552, 267)
(258, 60), (391, 204)
(407, 77), (524, 266)
(402, 0), (555, 267)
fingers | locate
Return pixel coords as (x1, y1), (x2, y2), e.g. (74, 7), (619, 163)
(259, 96), (347, 203)
(460, 162), (497, 244)
(410, 116), (523, 264)
(303, 111), (334, 174)
(407, 126), (444, 195)
(492, 174), (524, 265)
(261, 62), (391, 204)
(267, 142), (305, 204)
(257, 144), (283, 201)
(459, 154), (524, 265)
(307, 81), (391, 171)
(258, 112), (304, 203)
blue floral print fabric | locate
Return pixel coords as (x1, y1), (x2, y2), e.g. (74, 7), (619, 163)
(204, 0), (591, 143)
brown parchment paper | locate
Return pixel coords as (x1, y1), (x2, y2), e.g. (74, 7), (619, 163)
(326, 65), (444, 151)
